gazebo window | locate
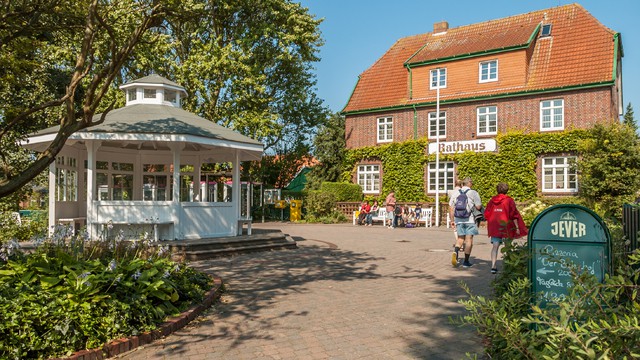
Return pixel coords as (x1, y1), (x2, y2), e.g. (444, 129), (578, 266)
(55, 156), (77, 201)
(127, 89), (137, 101)
(95, 161), (109, 200)
(201, 173), (232, 202)
(92, 160), (134, 201)
(180, 165), (196, 202)
(165, 90), (177, 104)
(144, 88), (156, 99)
(143, 164), (170, 201)
(112, 162), (133, 200)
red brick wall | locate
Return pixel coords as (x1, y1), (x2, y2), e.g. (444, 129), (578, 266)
(345, 87), (616, 149)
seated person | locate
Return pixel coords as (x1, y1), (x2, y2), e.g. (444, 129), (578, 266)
(357, 200), (370, 225)
(402, 205), (414, 227)
(413, 204), (422, 226)
(366, 200), (379, 226)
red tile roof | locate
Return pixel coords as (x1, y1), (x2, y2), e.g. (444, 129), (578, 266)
(343, 3), (618, 114)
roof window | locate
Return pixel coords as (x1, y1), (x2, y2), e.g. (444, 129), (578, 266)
(540, 24), (552, 37)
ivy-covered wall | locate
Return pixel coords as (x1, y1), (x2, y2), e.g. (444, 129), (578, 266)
(343, 130), (588, 203)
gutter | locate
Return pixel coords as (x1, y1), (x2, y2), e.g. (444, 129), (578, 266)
(342, 81), (615, 116)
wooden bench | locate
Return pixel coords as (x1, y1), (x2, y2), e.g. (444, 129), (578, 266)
(353, 208), (387, 225)
(237, 217), (252, 235)
(95, 220), (174, 241)
(58, 217), (87, 234)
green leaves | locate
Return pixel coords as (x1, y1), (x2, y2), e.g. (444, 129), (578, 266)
(458, 239), (640, 359)
(0, 248), (212, 359)
(577, 122), (640, 219)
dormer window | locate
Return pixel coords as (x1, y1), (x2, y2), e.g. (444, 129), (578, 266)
(165, 90), (177, 104)
(127, 89), (137, 101)
(144, 88), (157, 99)
(541, 24), (552, 37)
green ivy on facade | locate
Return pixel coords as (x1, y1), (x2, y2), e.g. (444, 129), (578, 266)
(343, 130), (588, 203)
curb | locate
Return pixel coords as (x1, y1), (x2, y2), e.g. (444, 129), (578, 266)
(51, 276), (224, 360)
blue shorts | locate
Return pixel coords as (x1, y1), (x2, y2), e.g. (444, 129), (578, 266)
(491, 236), (504, 244)
(455, 222), (479, 236)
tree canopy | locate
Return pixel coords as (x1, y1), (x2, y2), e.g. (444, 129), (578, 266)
(0, 0), (327, 199)
(623, 102), (636, 134)
(577, 121), (640, 218)
(306, 112), (345, 190)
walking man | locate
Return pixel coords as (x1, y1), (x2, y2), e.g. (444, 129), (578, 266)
(449, 177), (482, 267)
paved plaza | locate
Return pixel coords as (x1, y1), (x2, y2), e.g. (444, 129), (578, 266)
(117, 222), (496, 359)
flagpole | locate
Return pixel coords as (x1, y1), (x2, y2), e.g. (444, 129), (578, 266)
(435, 86), (440, 226)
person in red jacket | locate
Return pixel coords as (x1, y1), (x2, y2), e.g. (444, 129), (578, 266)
(484, 182), (528, 274)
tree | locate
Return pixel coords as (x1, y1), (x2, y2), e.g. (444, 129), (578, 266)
(0, 0), (174, 198)
(577, 122), (640, 218)
(123, 0), (328, 155)
(306, 112), (346, 190)
(623, 102), (637, 134)
(0, 0), (327, 199)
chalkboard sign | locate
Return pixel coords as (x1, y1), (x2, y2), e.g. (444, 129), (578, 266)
(528, 204), (611, 305)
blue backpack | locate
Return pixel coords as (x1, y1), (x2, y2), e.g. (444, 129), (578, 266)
(454, 189), (471, 219)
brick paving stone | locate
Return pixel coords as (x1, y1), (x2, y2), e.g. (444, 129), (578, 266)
(116, 223), (494, 360)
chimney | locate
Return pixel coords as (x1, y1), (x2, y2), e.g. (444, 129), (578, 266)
(433, 21), (449, 33)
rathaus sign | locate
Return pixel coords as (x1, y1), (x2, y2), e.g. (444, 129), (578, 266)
(427, 139), (496, 154)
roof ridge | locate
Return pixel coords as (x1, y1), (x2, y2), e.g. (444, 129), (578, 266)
(442, 3), (577, 34)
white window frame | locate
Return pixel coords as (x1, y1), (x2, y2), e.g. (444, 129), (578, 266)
(540, 99), (564, 131)
(477, 106), (498, 135)
(111, 161), (134, 201)
(479, 60), (498, 83)
(427, 161), (455, 193)
(428, 111), (446, 139)
(144, 88), (157, 99)
(55, 156), (77, 202)
(542, 156), (578, 193)
(143, 164), (171, 201)
(127, 88), (137, 102)
(357, 164), (380, 194)
(92, 160), (134, 201)
(377, 117), (393, 143)
(430, 68), (447, 89)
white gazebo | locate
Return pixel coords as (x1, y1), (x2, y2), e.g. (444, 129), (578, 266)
(22, 74), (263, 240)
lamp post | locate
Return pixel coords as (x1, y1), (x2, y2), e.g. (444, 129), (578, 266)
(435, 86), (441, 226)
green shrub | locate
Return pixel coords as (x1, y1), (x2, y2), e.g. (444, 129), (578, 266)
(320, 182), (362, 202)
(305, 191), (337, 218)
(0, 211), (48, 244)
(302, 210), (347, 224)
(458, 242), (640, 359)
(0, 229), (212, 359)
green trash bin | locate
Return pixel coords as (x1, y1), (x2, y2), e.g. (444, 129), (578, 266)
(290, 200), (302, 221)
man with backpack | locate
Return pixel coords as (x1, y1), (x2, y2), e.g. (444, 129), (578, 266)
(448, 177), (483, 268)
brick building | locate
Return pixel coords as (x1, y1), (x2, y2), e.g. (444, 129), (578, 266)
(342, 4), (623, 197)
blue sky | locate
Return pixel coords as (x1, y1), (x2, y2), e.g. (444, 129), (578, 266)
(299, 0), (639, 118)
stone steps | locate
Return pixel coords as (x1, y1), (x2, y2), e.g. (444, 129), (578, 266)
(162, 229), (297, 261)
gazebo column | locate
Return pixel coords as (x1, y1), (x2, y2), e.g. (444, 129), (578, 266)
(47, 161), (56, 236)
(85, 141), (101, 239)
(170, 143), (184, 239)
(233, 152), (241, 221)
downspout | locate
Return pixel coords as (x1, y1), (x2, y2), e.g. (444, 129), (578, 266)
(412, 104), (418, 140)
(409, 65), (417, 139)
